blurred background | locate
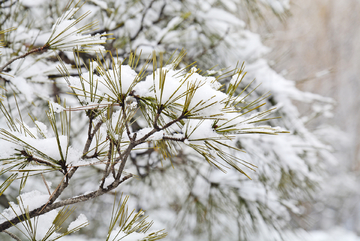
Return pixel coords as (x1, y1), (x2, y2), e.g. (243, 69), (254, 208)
(260, 0), (360, 236)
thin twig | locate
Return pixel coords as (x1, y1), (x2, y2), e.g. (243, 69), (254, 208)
(162, 136), (186, 142)
(0, 45), (49, 73)
(121, 103), (133, 141)
(113, 113), (185, 180)
(20, 150), (59, 170)
(114, 138), (139, 180)
(134, 114), (185, 145)
(41, 173), (51, 195)
(100, 140), (113, 188)
(83, 118), (103, 156)
(83, 115), (94, 154)
(40, 171), (70, 213)
(41, 165), (79, 213)
(153, 106), (163, 130)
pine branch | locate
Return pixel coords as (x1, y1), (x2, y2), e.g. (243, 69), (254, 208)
(0, 174), (133, 232)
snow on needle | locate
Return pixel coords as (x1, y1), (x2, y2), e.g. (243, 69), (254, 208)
(0, 4), (108, 74)
(46, 5), (108, 52)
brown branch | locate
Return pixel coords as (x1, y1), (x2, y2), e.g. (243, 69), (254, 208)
(153, 105), (163, 130)
(0, 45), (49, 73)
(39, 165), (80, 214)
(47, 166), (78, 206)
(115, 142), (135, 180)
(112, 112), (185, 180)
(0, 174), (133, 232)
(120, 103), (133, 141)
(83, 116), (94, 154)
(15, 117), (103, 214)
(134, 114), (185, 145)
(20, 150), (59, 170)
(162, 136), (186, 142)
(111, 142), (125, 178)
(83, 118), (103, 156)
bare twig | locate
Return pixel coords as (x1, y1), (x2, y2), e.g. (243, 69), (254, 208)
(112, 111), (186, 180)
(0, 45), (49, 73)
(153, 106), (163, 130)
(0, 174), (133, 232)
(20, 150), (59, 170)
(41, 173), (51, 195)
(134, 114), (186, 145)
(44, 166), (79, 209)
(162, 136), (186, 142)
(40, 170), (71, 213)
(120, 103), (133, 141)
(83, 118), (103, 156)
(114, 142), (135, 180)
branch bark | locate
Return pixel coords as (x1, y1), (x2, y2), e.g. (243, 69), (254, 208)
(0, 45), (49, 73)
(0, 174), (133, 232)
